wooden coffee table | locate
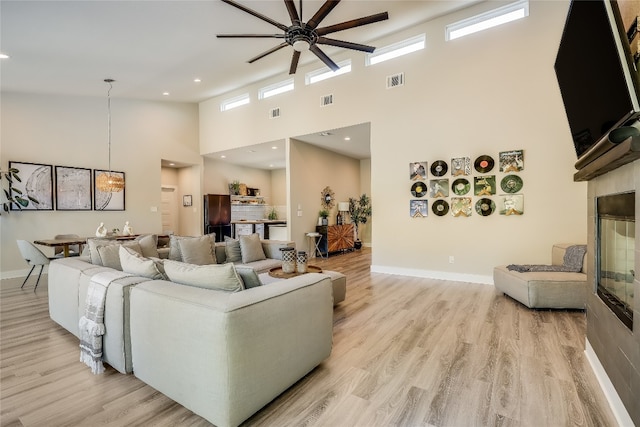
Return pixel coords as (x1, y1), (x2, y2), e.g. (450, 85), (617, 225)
(268, 265), (322, 279)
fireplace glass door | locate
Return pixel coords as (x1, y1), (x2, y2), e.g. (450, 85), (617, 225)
(597, 192), (635, 330)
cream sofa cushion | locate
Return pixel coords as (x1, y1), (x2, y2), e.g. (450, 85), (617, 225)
(239, 233), (266, 264)
(119, 246), (166, 280)
(178, 236), (216, 265)
(164, 260), (244, 292)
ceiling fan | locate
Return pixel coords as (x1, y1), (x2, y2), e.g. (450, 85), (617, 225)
(217, 0), (389, 74)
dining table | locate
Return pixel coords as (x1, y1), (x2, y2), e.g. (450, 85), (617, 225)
(33, 236), (88, 257)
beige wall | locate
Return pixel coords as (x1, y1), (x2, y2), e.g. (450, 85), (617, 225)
(1, 92), (201, 278)
(288, 139), (362, 251)
(203, 157), (274, 201)
(199, 0), (586, 283)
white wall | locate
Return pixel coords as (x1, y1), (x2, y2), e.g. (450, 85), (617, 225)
(199, 0), (587, 283)
(1, 92), (201, 278)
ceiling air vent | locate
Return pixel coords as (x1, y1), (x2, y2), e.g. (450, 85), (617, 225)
(269, 107), (281, 119)
(320, 94), (334, 107)
(386, 72), (405, 89)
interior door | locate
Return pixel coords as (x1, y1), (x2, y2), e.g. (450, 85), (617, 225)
(161, 186), (178, 234)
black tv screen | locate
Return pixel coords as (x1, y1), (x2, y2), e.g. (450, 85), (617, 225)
(555, 0), (639, 161)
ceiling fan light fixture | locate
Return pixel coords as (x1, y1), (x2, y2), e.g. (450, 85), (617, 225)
(292, 39), (310, 52)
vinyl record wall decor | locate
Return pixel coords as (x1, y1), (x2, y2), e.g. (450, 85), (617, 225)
(408, 151), (524, 218)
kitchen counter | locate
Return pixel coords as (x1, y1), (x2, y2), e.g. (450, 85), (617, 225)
(231, 220), (287, 239)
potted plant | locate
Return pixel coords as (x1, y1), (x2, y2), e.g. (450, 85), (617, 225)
(348, 194), (372, 249)
(1, 167), (39, 214)
(318, 209), (329, 226)
(229, 180), (241, 196)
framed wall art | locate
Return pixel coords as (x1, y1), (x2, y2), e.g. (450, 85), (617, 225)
(183, 195), (192, 207)
(55, 166), (92, 210)
(94, 170), (125, 211)
(410, 161), (427, 181)
(410, 199), (428, 217)
(8, 161), (54, 211)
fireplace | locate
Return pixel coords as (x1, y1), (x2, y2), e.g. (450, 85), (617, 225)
(596, 191), (635, 329)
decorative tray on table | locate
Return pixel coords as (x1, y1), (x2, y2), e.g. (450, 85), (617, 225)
(268, 265), (322, 279)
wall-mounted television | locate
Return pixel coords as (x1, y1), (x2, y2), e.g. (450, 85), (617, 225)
(554, 0), (640, 181)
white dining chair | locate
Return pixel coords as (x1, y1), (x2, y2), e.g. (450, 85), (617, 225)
(16, 240), (54, 292)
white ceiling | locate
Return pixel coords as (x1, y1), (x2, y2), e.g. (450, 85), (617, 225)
(1, 0), (481, 168)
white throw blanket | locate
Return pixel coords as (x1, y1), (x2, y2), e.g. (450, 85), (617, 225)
(79, 270), (131, 374)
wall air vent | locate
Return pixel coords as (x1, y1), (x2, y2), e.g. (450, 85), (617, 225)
(321, 94), (334, 107)
(269, 107), (281, 119)
(386, 73), (405, 89)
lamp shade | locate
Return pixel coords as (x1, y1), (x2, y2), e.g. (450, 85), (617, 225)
(338, 202), (350, 211)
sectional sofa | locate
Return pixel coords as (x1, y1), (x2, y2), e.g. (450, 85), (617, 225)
(47, 234), (340, 427)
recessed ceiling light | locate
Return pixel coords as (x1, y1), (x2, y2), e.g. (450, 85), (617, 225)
(220, 155), (226, 159)
(269, 164), (274, 168)
(194, 78), (202, 83)
(162, 92), (170, 96)
(344, 137), (351, 141)
(0, 53), (9, 59)
(319, 132), (332, 136)
(169, 163), (175, 166)
(271, 146), (278, 150)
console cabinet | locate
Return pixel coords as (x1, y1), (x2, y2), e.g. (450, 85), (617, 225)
(316, 224), (354, 256)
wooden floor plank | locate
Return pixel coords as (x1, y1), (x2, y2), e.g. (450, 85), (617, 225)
(0, 248), (618, 426)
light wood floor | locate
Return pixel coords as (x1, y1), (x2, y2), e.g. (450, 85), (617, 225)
(1, 248), (617, 426)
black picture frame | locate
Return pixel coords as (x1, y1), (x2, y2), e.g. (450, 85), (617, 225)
(8, 161), (54, 211)
(93, 169), (126, 211)
(55, 166), (92, 210)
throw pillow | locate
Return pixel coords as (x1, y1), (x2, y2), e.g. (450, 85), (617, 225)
(96, 241), (142, 270)
(163, 260), (244, 292)
(178, 236), (216, 265)
(224, 236), (242, 263)
(239, 233), (266, 264)
(135, 234), (159, 258)
(119, 246), (166, 280)
(169, 234), (216, 262)
(234, 265), (262, 289)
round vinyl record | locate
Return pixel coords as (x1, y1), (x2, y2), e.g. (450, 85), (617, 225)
(411, 181), (427, 198)
(452, 178), (470, 195)
(430, 160), (448, 177)
(475, 198), (496, 216)
(500, 175), (523, 193)
(432, 199), (449, 216)
(474, 155), (495, 173)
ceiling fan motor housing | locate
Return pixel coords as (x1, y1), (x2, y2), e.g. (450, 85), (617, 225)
(287, 26), (317, 51)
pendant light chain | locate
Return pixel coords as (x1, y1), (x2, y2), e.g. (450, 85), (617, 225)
(96, 78), (125, 193)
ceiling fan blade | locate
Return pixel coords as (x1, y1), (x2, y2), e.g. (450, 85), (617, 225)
(310, 44), (339, 71)
(317, 37), (375, 53)
(307, 0), (341, 30)
(316, 11), (389, 36)
(220, 0), (289, 31)
(284, 0), (300, 26)
(289, 51), (301, 74)
(217, 34), (285, 38)
(248, 42), (289, 63)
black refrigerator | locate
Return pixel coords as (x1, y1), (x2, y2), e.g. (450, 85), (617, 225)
(203, 194), (232, 242)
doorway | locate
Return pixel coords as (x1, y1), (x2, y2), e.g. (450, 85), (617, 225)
(161, 186), (179, 234)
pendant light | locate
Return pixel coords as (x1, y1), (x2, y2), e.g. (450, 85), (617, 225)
(96, 78), (125, 193)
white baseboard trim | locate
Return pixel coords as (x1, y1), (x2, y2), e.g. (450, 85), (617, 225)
(370, 264), (493, 285)
(585, 339), (634, 427)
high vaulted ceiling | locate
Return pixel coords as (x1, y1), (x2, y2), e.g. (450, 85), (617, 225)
(1, 0), (481, 104)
